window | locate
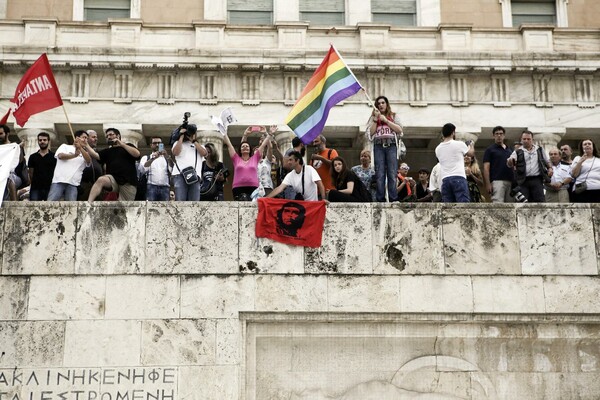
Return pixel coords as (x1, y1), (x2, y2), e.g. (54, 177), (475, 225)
(84, 0), (130, 21)
(372, 0), (416, 26)
(300, 0), (345, 26)
(511, 0), (556, 26)
(228, 0), (273, 25)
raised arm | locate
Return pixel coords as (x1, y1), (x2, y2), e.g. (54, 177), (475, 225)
(222, 133), (237, 159)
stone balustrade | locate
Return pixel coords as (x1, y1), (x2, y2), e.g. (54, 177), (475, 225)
(1, 202), (599, 399)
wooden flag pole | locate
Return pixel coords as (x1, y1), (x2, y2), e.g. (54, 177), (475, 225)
(61, 105), (75, 141)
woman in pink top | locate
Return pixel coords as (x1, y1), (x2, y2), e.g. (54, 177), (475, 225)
(223, 126), (271, 201)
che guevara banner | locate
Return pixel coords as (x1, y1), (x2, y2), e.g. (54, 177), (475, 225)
(256, 198), (326, 248)
(0, 53), (63, 127)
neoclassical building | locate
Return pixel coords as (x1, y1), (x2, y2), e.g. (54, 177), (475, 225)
(1, 0), (599, 172)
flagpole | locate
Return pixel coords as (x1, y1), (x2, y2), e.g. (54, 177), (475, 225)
(329, 44), (377, 110)
(61, 105), (75, 140)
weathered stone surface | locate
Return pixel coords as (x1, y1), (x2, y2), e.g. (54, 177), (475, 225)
(246, 317), (600, 400)
(443, 205), (521, 274)
(76, 202), (146, 274)
(305, 204), (372, 274)
(141, 319), (216, 365)
(592, 205), (600, 272)
(543, 276), (600, 313)
(63, 320), (141, 367)
(0, 206), (4, 273)
(105, 275), (179, 319)
(28, 276), (105, 320)
(216, 318), (240, 365)
(472, 276), (545, 313)
(399, 275), (474, 312)
(238, 204), (304, 274)
(179, 366), (238, 400)
(181, 275), (255, 318)
(373, 205), (444, 274)
(327, 275), (400, 312)
(2, 203), (77, 274)
(0, 276), (29, 320)
(145, 203), (238, 274)
(0, 321), (65, 367)
(518, 205), (597, 275)
(255, 275), (327, 312)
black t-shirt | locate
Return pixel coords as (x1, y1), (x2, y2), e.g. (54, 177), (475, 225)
(336, 171), (371, 202)
(98, 144), (140, 186)
(483, 143), (514, 182)
(200, 161), (225, 199)
(27, 151), (56, 190)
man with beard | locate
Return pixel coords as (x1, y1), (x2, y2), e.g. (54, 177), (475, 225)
(276, 202), (306, 237)
(27, 132), (56, 201)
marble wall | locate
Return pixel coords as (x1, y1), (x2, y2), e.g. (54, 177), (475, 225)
(1, 202), (599, 399)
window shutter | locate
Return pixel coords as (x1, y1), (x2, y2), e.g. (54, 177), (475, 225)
(85, 0), (130, 10)
(299, 0), (344, 12)
(228, 0), (273, 12)
(227, 0), (273, 25)
(372, 0), (416, 14)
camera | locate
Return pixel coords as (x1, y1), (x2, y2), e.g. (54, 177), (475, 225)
(510, 187), (528, 203)
(169, 112), (193, 145)
(221, 168), (230, 179)
(107, 140), (117, 146)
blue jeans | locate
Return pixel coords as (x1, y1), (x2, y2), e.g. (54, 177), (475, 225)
(146, 184), (170, 201)
(47, 183), (78, 201)
(173, 174), (200, 201)
(373, 143), (398, 202)
(29, 188), (50, 201)
(441, 176), (470, 203)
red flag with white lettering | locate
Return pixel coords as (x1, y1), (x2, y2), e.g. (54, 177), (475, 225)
(256, 198), (326, 248)
(0, 53), (63, 127)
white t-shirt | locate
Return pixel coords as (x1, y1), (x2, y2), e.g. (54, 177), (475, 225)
(571, 156), (600, 191)
(282, 165), (321, 201)
(172, 142), (203, 176)
(52, 144), (90, 186)
(435, 140), (468, 180)
(141, 154), (171, 186)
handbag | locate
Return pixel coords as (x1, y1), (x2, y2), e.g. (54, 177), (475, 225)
(574, 182), (587, 194)
(574, 157), (594, 195)
(174, 144), (199, 186)
(180, 166), (199, 185)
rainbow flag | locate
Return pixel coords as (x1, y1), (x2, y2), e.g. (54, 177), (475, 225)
(285, 46), (362, 144)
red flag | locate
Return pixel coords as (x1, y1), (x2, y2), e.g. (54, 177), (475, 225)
(3, 53), (63, 127)
(256, 198), (326, 248)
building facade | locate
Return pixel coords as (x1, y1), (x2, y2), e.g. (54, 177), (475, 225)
(1, 0), (599, 170)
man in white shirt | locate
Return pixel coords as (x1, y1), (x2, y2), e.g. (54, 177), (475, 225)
(507, 130), (553, 202)
(544, 147), (571, 203)
(140, 137), (172, 201)
(47, 130), (92, 201)
(435, 123), (474, 203)
(267, 151), (326, 201)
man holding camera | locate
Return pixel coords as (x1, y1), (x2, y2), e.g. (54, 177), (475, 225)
(140, 137), (172, 201)
(507, 130), (553, 203)
(87, 127), (141, 201)
(435, 123), (475, 203)
(172, 124), (207, 201)
(266, 151), (326, 201)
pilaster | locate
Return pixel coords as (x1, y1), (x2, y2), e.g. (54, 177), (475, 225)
(531, 128), (566, 154)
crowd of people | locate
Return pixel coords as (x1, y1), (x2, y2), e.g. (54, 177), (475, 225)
(1, 109), (599, 204)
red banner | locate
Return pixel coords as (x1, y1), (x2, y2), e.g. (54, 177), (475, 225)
(256, 198), (326, 248)
(0, 53), (63, 127)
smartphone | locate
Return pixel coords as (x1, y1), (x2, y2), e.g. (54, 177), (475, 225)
(251, 126), (261, 132)
(158, 143), (164, 152)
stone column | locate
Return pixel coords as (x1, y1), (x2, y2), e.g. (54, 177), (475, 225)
(454, 129), (479, 144)
(531, 127), (566, 155)
(274, 130), (295, 153)
(103, 124), (144, 147)
(16, 126), (57, 159)
(0, 0), (8, 19)
(197, 131), (224, 162)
